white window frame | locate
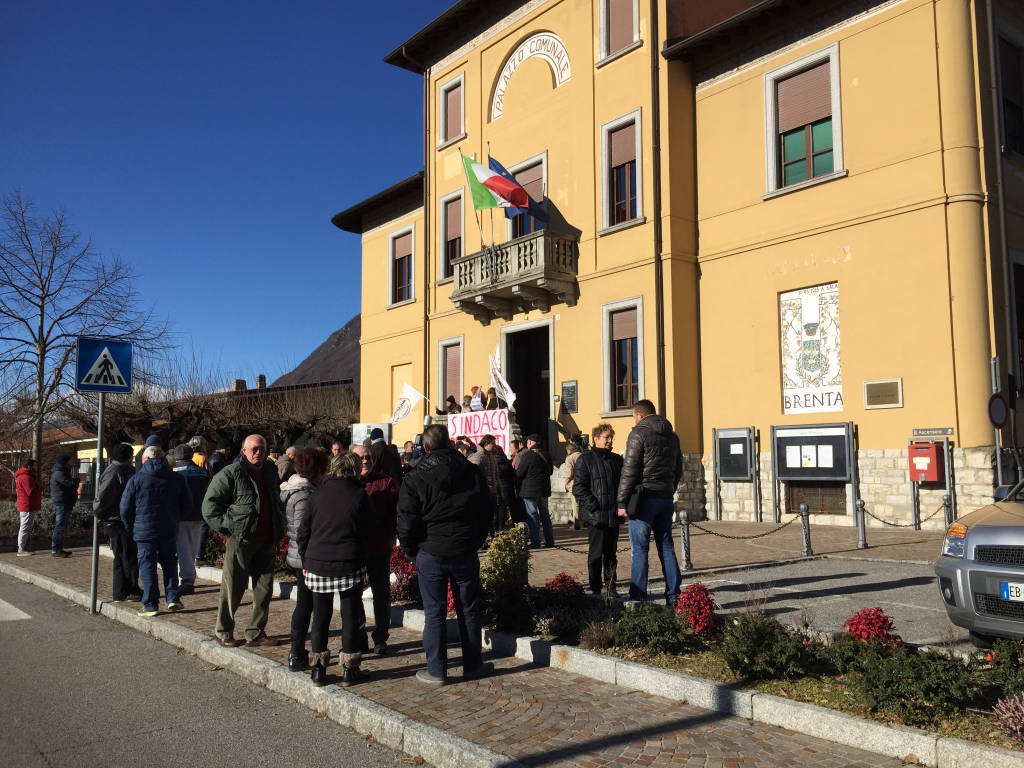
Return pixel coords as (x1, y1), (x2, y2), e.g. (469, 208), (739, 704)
(502, 150), (547, 241)
(437, 335), (464, 407)
(996, 22), (1024, 155)
(437, 72), (466, 150)
(387, 224), (415, 309)
(762, 43), (846, 198)
(597, 0), (641, 65)
(599, 109), (644, 233)
(600, 296), (644, 416)
(438, 187), (464, 283)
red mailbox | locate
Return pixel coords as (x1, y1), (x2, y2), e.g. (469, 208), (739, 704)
(909, 442), (943, 483)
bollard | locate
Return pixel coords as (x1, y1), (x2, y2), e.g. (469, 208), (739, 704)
(856, 499), (868, 549)
(799, 503), (813, 557)
(943, 494), (953, 527)
(679, 508), (693, 572)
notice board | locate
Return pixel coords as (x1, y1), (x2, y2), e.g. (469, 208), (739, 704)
(715, 427), (755, 481)
(772, 423), (852, 482)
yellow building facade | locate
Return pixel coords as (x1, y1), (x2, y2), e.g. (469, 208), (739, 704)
(335, 0), (1024, 530)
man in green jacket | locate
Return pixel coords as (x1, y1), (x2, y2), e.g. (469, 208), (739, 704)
(202, 434), (285, 647)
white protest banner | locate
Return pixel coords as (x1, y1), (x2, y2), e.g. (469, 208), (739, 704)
(448, 408), (512, 453)
(389, 383), (426, 424)
(488, 354), (516, 411)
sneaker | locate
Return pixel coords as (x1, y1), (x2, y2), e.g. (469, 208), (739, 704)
(138, 607), (158, 617)
(167, 600), (185, 612)
(415, 668), (447, 686)
(17, 549), (34, 557)
(51, 550), (71, 558)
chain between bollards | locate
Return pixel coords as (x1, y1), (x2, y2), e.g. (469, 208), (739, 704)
(798, 503), (813, 557)
(678, 508), (693, 572)
(856, 499), (868, 549)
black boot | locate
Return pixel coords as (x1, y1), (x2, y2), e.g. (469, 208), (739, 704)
(289, 649), (309, 672)
(310, 650), (330, 686)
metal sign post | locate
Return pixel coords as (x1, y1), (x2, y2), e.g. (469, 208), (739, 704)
(75, 336), (133, 615)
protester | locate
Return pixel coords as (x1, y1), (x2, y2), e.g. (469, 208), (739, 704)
(277, 445), (296, 482)
(563, 441), (583, 530)
(398, 424), (492, 685)
(572, 424), (623, 599)
(189, 435), (208, 469)
(202, 434), (284, 647)
(120, 446), (190, 616)
(196, 437), (231, 567)
(49, 453), (80, 557)
(267, 446), (281, 464)
(297, 451), (371, 687)
(509, 439), (524, 468)
(352, 444), (399, 655)
(368, 428), (402, 485)
(469, 434), (514, 539)
(484, 387), (507, 410)
(515, 433), (555, 548)
(135, 434), (162, 469)
(93, 443), (140, 600)
(170, 443), (209, 595)
(281, 446), (326, 672)
(401, 440), (415, 464)
(444, 395), (461, 414)
(617, 399), (683, 605)
(15, 458), (41, 556)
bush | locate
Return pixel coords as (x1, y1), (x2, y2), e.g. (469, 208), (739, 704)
(720, 613), (807, 680)
(0, 500), (94, 540)
(843, 607), (900, 644)
(615, 604), (697, 655)
(534, 571), (586, 610)
(480, 526), (530, 592)
(674, 582), (718, 635)
(823, 634), (898, 674)
(484, 579), (534, 634)
(986, 638), (1024, 698)
(993, 693), (1024, 745)
(857, 647), (978, 727)
(389, 545), (419, 603)
(580, 617), (618, 650)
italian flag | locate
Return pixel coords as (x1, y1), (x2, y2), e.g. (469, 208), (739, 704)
(462, 153), (529, 210)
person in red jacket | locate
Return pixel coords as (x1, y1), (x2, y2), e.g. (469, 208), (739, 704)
(14, 458), (42, 556)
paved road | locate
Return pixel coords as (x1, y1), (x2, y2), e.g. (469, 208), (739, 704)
(0, 575), (407, 768)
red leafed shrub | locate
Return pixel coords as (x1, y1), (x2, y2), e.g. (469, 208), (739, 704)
(389, 545), (419, 602)
(278, 534), (290, 554)
(843, 607), (900, 643)
(673, 582), (718, 634)
(544, 572), (586, 602)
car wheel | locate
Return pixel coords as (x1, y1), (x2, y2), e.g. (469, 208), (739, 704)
(969, 631), (997, 649)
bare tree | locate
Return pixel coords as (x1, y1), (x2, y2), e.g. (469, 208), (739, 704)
(0, 190), (170, 461)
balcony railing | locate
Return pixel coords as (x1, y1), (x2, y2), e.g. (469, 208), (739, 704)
(449, 229), (579, 324)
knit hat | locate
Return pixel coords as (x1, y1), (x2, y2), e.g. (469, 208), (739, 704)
(145, 434), (162, 447)
(170, 444), (193, 462)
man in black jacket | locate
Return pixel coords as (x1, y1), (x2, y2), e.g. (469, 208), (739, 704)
(49, 453), (80, 557)
(616, 399), (683, 605)
(93, 443), (141, 601)
(572, 423), (623, 599)
(514, 433), (554, 548)
(397, 424), (492, 685)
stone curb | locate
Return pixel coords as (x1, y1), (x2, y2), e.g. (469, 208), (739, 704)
(42, 556), (1024, 767)
(0, 560), (523, 768)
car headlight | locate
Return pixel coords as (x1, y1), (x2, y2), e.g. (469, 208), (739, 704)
(941, 522), (967, 558)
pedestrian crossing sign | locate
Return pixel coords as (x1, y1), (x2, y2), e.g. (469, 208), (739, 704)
(75, 337), (133, 393)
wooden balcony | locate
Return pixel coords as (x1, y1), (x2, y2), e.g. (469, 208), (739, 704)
(449, 229), (580, 325)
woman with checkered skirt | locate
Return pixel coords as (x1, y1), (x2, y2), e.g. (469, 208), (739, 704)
(296, 451), (372, 686)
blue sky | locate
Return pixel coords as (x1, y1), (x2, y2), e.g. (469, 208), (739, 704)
(1, 0), (450, 384)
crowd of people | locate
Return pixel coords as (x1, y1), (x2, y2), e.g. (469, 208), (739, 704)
(11, 398), (686, 686)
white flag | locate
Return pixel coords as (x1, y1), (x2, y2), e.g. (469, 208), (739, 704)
(489, 354), (517, 412)
(389, 383), (426, 424)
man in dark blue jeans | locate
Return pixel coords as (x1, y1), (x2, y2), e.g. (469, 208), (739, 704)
(616, 399), (683, 605)
(49, 454), (80, 557)
(398, 424), (492, 685)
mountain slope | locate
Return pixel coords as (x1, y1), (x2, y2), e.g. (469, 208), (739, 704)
(272, 314), (360, 388)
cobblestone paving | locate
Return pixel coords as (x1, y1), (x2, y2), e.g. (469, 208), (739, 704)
(3, 549), (904, 767)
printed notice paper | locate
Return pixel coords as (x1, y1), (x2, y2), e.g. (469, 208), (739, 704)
(786, 445), (800, 468)
(818, 444), (834, 468)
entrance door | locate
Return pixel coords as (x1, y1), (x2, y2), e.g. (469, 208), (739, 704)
(505, 326), (550, 442)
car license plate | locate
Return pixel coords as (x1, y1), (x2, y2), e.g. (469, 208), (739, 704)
(1000, 581), (1024, 601)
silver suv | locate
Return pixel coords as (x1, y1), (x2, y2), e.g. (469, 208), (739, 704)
(935, 481), (1024, 646)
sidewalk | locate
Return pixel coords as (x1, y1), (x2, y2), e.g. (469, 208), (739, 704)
(1, 547), (904, 768)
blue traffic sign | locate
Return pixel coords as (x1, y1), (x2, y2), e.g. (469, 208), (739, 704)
(76, 337), (133, 393)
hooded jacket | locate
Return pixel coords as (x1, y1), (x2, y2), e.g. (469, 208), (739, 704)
(573, 448), (624, 529)
(280, 473), (315, 569)
(49, 460), (79, 506)
(93, 460), (134, 522)
(15, 467), (42, 512)
(397, 448), (490, 559)
(617, 414), (683, 508)
(120, 457), (191, 541)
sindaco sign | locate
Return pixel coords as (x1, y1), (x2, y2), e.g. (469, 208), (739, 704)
(448, 408), (512, 452)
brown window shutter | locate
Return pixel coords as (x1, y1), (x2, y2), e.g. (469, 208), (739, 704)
(1001, 37), (1023, 106)
(611, 307), (637, 340)
(445, 198), (462, 241)
(610, 122), (636, 168)
(444, 344), (461, 402)
(393, 232), (412, 259)
(445, 83), (462, 140)
(776, 62), (831, 133)
(608, 0), (633, 54)
(514, 163), (543, 202)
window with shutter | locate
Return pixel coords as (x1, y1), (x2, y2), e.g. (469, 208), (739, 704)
(609, 122), (637, 224)
(610, 307), (638, 409)
(606, 0), (634, 56)
(443, 343), (461, 405)
(438, 75), (465, 147)
(443, 196), (462, 278)
(776, 63), (833, 186)
(391, 232), (413, 304)
(511, 163), (544, 238)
